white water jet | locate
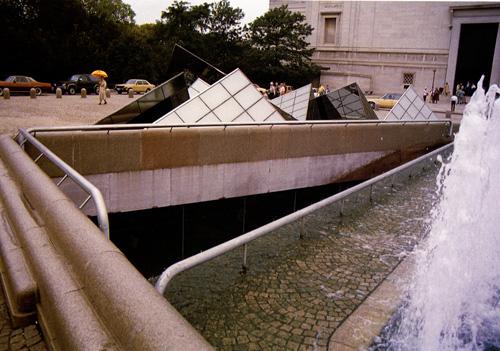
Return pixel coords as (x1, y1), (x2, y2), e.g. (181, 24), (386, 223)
(389, 78), (500, 350)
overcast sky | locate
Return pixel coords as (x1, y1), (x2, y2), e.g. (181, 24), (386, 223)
(122, 0), (270, 25)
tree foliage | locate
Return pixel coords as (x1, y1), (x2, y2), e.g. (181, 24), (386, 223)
(245, 5), (319, 86)
(0, 0), (319, 87)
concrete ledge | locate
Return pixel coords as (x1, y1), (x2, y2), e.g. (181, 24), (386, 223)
(0, 149), (115, 349)
(328, 256), (415, 350)
(31, 122), (453, 177)
(0, 211), (37, 326)
(0, 162), (37, 327)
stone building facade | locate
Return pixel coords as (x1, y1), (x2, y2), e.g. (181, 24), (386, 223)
(269, 1), (500, 95)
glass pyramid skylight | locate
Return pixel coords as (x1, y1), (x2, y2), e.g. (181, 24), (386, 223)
(384, 86), (438, 121)
(154, 69), (284, 125)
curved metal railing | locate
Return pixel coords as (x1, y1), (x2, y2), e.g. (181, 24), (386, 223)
(16, 129), (110, 239)
(155, 142), (453, 294)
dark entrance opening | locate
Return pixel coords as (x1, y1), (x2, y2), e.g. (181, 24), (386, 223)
(454, 23), (498, 92)
(96, 181), (358, 278)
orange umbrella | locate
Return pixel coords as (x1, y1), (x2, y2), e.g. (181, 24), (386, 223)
(91, 70), (108, 78)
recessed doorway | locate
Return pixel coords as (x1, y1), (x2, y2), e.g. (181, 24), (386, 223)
(454, 23), (498, 91)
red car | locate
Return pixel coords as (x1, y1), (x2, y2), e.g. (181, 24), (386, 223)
(0, 75), (52, 96)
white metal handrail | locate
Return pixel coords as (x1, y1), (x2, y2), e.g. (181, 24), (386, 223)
(155, 142), (453, 294)
(17, 129), (110, 239)
(25, 118), (453, 135)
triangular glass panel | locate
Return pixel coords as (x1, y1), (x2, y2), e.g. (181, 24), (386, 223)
(384, 86), (439, 121)
(270, 84), (313, 121)
(96, 72), (189, 124)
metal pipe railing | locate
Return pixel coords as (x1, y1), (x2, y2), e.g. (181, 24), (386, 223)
(17, 129), (110, 239)
(25, 118), (453, 135)
(155, 142), (453, 294)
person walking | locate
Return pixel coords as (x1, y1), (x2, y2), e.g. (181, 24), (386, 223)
(444, 82), (450, 96)
(98, 77), (107, 105)
(268, 82), (276, 99)
(423, 87), (428, 102)
(450, 95), (458, 112)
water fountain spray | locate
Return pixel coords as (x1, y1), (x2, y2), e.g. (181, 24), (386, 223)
(388, 77), (500, 350)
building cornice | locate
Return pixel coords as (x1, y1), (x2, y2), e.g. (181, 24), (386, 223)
(313, 47), (450, 56)
(313, 59), (448, 70)
(450, 3), (500, 11)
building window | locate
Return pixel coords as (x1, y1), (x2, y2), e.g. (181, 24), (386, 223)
(403, 73), (415, 87)
(324, 17), (337, 44)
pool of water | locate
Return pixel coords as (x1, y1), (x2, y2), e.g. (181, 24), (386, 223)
(160, 168), (440, 350)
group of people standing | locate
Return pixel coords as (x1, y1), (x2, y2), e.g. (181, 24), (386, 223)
(455, 82), (476, 104)
(422, 81), (477, 112)
(450, 82), (476, 111)
(423, 87), (441, 104)
(267, 82), (288, 99)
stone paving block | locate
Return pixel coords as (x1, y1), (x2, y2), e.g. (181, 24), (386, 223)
(10, 341), (25, 351)
(26, 335), (41, 347)
(286, 340), (300, 350)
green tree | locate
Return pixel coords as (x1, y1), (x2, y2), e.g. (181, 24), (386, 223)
(246, 5), (319, 87)
(205, 0), (243, 41)
(82, 0), (135, 24)
(159, 1), (210, 45)
(156, 0), (246, 79)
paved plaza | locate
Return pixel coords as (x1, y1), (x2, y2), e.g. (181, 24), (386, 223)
(0, 290), (46, 351)
(165, 168), (440, 350)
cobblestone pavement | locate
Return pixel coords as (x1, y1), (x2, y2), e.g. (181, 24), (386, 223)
(164, 169), (439, 351)
(0, 289), (47, 351)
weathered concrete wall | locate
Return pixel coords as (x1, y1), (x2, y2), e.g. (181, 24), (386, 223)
(28, 122), (452, 214)
(0, 136), (213, 350)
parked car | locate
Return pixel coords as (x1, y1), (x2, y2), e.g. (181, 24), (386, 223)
(115, 79), (155, 94)
(54, 74), (99, 95)
(0, 75), (51, 96)
(367, 93), (402, 110)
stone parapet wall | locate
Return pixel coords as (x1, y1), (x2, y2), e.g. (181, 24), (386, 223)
(29, 122), (452, 177)
(26, 122), (452, 215)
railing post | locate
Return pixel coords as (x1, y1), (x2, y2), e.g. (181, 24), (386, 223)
(56, 174), (68, 187)
(241, 244), (248, 274)
(242, 197), (247, 234)
(299, 217), (305, 239)
(34, 153), (44, 163)
(181, 205), (185, 259)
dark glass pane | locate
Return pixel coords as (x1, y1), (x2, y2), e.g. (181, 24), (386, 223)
(307, 83), (377, 120)
(96, 72), (189, 124)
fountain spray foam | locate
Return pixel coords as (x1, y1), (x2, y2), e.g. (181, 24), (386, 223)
(390, 78), (500, 350)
